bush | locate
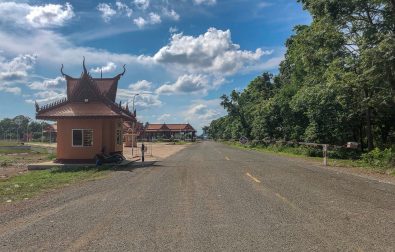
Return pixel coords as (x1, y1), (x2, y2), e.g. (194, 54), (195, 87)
(361, 148), (394, 168)
(328, 148), (361, 160)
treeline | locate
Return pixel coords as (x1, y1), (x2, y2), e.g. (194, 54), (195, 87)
(207, 0), (395, 151)
(0, 115), (50, 142)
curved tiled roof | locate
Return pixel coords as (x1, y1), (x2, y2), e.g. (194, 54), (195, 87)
(36, 61), (135, 122)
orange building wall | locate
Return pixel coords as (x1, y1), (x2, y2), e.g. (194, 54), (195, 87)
(56, 118), (123, 160)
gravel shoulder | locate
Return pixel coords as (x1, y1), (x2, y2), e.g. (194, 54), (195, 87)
(0, 141), (394, 251)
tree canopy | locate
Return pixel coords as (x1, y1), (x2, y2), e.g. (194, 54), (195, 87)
(207, 0), (395, 151)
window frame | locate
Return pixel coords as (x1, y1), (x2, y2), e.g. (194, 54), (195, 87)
(72, 129), (94, 147)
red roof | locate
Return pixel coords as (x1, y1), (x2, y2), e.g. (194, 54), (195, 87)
(37, 102), (125, 119)
(145, 123), (196, 132)
(36, 60), (135, 122)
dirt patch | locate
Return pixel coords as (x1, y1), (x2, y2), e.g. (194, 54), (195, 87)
(123, 142), (192, 161)
(0, 152), (50, 179)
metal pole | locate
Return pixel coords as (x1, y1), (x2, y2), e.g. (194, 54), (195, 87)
(132, 93), (140, 112)
(41, 122), (44, 143)
(132, 134), (134, 157)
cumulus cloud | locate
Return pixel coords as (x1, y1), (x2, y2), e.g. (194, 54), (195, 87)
(134, 0), (150, 10)
(25, 89), (66, 104)
(90, 62), (117, 73)
(26, 2), (74, 28)
(169, 26), (178, 33)
(133, 12), (161, 28)
(193, 0), (216, 5)
(115, 1), (133, 17)
(153, 28), (270, 76)
(0, 54), (36, 82)
(182, 99), (225, 130)
(97, 3), (117, 22)
(156, 74), (210, 95)
(129, 80), (152, 92)
(0, 85), (21, 95)
(117, 88), (161, 109)
(157, 113), (171, 122)
(0, 2), (74, 29)
(162, 8), (180, 21)
(28, 76), (65, 90)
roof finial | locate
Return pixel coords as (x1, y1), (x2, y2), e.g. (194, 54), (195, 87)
(82, 56), (87, 74)
(60, 64), (65, 77)
(35, 100), (39, 112)
(121, 64), (126, 76)
(115, 64), (126, 79)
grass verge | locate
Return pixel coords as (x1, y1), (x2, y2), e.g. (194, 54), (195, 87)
(0, 167), (110, 204)
(225, 141), (395, 176)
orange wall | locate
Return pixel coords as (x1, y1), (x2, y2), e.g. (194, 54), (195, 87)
(57, 118), (123, 160)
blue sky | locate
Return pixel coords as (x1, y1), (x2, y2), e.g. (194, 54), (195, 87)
(0, 0), (311, 132)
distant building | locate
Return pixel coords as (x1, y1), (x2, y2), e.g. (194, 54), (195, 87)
(142, 123), (196, 141)
(43, 124), (57, 143)
(123, 121), (144, 147)
(35, 58), (136, 163)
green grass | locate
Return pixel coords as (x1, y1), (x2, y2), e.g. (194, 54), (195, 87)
(225, 141), (395, 176)
(0, 168), (110, 203)
(0, 141), (20, 147)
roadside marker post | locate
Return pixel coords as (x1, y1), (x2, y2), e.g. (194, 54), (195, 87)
(323, 144), (328, 166)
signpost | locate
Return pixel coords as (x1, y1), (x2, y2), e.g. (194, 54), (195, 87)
(239, 136), (248, 145)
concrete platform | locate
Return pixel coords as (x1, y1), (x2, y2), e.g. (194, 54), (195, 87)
(27, 158), (140, 171)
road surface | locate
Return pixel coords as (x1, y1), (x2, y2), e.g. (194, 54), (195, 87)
(1, 141), (394, 251)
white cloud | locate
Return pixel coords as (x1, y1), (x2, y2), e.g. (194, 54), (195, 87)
(0, 2), (74, 29)
(0, 86), (21, 95)
(157, 113), (171, 122)
(116, 1), (133, 17)
(193, 0), (216, 5)
(0, 54), (36, 82)
(117, 88), (161, 109)
(0, 54), (36, 95)
(25, 89), (66, 104)
(134, 0), (150, 10)
(169, 26), (178, 33)
(26, 2), (74, 28)
(149, 12), (161, 24)
(28, 76), (65, 90)
(90, 62), (117, 73)
(153, 28), (270, 76)
(129, 80), (152, 92)
(156, 74), (209, 95)
(133, 17), (147, 28)
(182, 99), (226, 130)
(133, 12), (161, 28)
(97, 3), (117, 22)
(162, 8), (180, 21)
(0, 28), (149, 68)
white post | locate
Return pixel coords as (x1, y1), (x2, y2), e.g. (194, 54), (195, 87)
(323, 144), (328, 166)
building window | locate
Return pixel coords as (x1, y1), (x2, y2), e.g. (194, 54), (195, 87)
(116, 129), (122, 145)
(72, 129), (93, 147)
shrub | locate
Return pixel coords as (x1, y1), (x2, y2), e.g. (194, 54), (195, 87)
(361, 148), (394, 168)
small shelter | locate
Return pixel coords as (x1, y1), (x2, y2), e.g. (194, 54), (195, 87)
(35, 58), (136, 163)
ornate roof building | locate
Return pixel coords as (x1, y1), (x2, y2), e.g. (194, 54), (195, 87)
(35, 58), (136, 163)
(142, 123), (196, 141)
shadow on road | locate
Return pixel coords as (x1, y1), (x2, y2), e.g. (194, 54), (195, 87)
(50, 161), (160, 173)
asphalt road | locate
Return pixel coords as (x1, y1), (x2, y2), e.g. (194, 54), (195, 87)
(0, 141), (394, 251)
